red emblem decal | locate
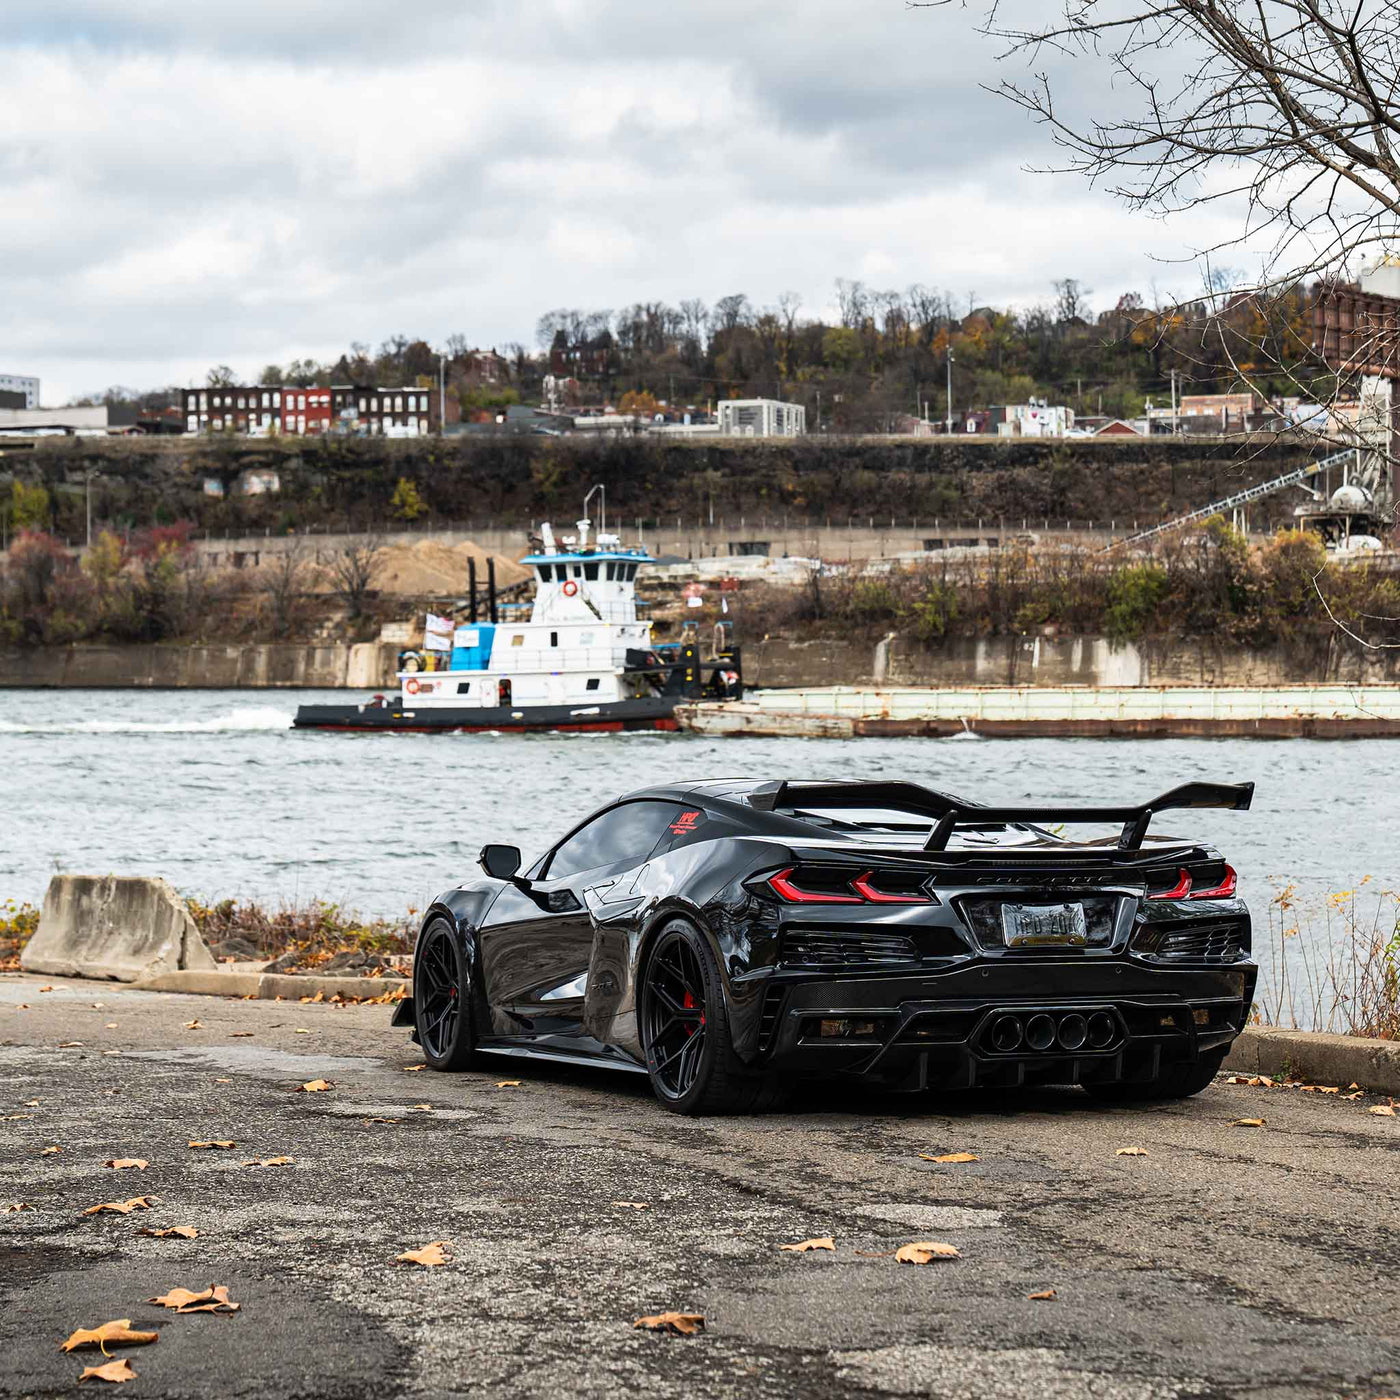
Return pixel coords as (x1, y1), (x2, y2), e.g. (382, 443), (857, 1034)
(669, 810), (701, 835)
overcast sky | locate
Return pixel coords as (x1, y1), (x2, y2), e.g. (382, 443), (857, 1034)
(2, 1), (1242, 404)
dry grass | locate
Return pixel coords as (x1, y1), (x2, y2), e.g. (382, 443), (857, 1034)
(1255, 882), (1400, 1039)
(183, 897), (415, 971)
(0, 899), (40, 971)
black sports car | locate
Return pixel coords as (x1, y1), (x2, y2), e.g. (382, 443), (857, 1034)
(395, 778), (1256, 1114)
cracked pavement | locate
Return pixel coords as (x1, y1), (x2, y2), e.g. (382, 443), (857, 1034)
(2, 973), (1399, 1399)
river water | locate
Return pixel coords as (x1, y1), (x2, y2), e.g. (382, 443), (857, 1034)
(3, 690), (1396, 1021)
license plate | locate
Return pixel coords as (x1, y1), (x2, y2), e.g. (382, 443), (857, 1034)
(1001, 902), (1088, 947)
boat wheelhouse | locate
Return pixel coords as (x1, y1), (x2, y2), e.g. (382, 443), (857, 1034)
(293, 519), (743, 733)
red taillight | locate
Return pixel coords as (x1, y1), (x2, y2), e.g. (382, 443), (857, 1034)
(767, 868), (933, 905)
(1148, 869), (1193, 900)
(767, 868), (862, 904)
(850, 872), (932, 905)
(1189, 865), (1237, 900)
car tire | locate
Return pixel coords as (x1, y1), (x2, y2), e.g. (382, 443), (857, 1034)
(413, 918), (478, 1072)
(1084, 1050), (1226, 1103)
(640, 916), (784, 1116)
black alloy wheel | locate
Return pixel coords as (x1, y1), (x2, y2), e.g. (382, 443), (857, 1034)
(639, 918), (785, 1115)
(642, 929), (710, 1100)
(414, 919), (475, 1070)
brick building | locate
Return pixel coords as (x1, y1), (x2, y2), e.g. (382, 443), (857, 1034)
(185, 384), (449, 435)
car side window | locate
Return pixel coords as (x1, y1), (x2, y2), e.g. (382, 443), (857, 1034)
(545, 802), (685, 881)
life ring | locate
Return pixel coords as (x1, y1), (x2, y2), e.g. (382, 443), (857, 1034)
(405, 677), (420, 695)
(562, 579), (578, 597)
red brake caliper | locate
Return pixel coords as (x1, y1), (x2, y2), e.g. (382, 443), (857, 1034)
(682, 990), (704, 1035)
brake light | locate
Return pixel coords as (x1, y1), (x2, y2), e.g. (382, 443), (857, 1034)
(1189, 865), (1237, 900)
(851, 872), (932, 905)
(1148, 869), (1192, 900)
(768, 868), (862, 904)
(767, 868), (935, 905)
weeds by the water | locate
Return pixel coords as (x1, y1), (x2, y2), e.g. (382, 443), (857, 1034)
(0, 899), (40, 970)
(184, 897), (415, 970)
(1255, 882), (1400, 1040)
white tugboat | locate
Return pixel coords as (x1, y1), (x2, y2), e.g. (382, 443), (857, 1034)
(293, 519), (743, 733)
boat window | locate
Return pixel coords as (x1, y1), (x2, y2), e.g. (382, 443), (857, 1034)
(545, 802), (690, 880)
(605, 563), (616, 581)
(510, 634), (525, 646)
(550, 632), (558, 647)
(626, 564), (638, 581)
(457, 682), (471, 694)
(538, 567), (551, 583)
(583, 562), (598, 580)
(586, 678), (600, 691)
(569, 565), (579, 578)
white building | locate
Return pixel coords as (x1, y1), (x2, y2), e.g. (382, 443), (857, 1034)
(997, 403), (1074, 438)
(0, 405), (110, 435)
(0, 374), (40, 408)
(716, 398), (806, 437)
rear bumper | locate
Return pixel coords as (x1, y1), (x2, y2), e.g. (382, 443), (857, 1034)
(747, 958), (1256, 1090)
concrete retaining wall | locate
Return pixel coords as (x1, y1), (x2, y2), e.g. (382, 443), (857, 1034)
(0, 641), (396, 689)
(21, 875), (218, 983)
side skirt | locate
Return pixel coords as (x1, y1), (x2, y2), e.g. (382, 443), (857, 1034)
(474, 1041), (650, 1075)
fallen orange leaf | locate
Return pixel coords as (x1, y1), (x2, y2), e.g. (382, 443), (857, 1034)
(1115, 1146), (1149, 1157)
(82, 1198), (153, 1216)
(184, 1020), (202, 1030)
(1370, 1104), (1397, 1117)
(147, 1285), (239, 1314)
(403, 1065), (426, 1072)
(40, 1146), (63, 1155)
(611, 1201), (649, 1210)
(779, 1236), (835, 1253)
(1231, 1118), (1266, 1127)
(411, 1104), (433, 1111)
(139, 1226), (198, 1239)
(1027, 1289), (1057, 1301)
(634, 1311), (704, 1336)
(242, 1157), (294, 1168)
(3, 1202), (32, 1213)
(187, 1141), (235, 1150)
(104, 1159), (148, 1171)
(895, 1241), (961, 1264)
(920, 1152), (979, 1164)
(396, 1241), (450, 1267)
(495, 1080), (522, 1088)
(60, 1320), (158, 1354)
(39, 985), (53, 992)
(78, 1358), (138, 1384)
(296, 1080), (332, 1093)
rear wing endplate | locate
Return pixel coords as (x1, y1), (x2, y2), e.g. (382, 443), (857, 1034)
(748, 779), (1254, 852)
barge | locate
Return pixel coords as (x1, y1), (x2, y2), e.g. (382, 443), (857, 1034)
(294, 519), (742, 734)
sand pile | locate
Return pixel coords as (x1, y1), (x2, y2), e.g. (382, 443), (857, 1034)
(373, 539), (531, 597)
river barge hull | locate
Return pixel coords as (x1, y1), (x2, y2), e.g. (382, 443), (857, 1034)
(293, 696), (682, 733)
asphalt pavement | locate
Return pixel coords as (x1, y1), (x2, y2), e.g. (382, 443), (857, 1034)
(2, 973), (1399, 1400)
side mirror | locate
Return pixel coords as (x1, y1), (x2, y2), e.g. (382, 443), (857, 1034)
(479, 844), (523, 881)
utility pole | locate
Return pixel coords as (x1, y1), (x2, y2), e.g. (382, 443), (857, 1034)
(438, 355), (446, 435)
(1170, 368), (1179, 434)
(945, 350), (955, 434)
(85, 471), (93, 547)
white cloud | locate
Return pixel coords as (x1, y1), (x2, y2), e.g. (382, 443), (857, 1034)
(0, 1), (1251, 404)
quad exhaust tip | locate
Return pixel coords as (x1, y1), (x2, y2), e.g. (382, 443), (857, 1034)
(986, 1009), (1121, 1054)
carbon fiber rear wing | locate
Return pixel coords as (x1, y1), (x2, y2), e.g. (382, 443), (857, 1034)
(747, 779), (1254, 852)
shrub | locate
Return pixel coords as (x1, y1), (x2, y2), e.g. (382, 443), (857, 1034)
(1103, 563), (1169, 642)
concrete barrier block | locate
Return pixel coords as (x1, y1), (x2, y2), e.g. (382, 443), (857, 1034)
(21, 875), (218, 983)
